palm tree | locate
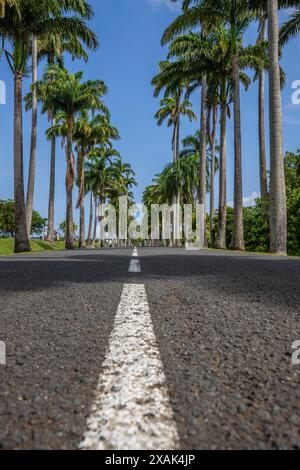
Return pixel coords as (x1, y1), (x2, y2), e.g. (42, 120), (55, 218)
(85, 156), (136, 247)
(38, 32), (96, 242)
(143, 146), (213, 246)
(279, 3), (300, 46)
(37, 65), (107, 249)
(74, 112), (119, 247)
(180, 131), (218, 185)
(153, 61), (197, 247)
(158, 33), (210, 246)
(26, 33), (38, 237)
(154, 92), (196, 164)
(207, 94), (218, 244)
(111, 160), (137, 201)
(85, 146), (121, 245)
(154, 89), (196, 246)
(26, 0), (98, 239)
(0, 0), (98, 252)
(256, 11), (268, 200)
(181, 128), (219, 243)
(267, 0), (287, 254)
(249, 0), (295, 201)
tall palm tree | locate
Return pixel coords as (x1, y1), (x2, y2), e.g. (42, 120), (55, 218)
(256, 11), (268, 200)
(26, 0), (98, 239)
(154, 86), (196, 246)
(85, 146), (121, 245)
(37, 65), (107, 249)
(207, 94), (218, 244)
(153, 61), (197, 246)
(38, 32), (96, 242)
(74, 113), (119, 247)
(26, 33), (38, 237)
(154, 94), (196, 163)
(267, 0), (287, 254)
(250, 0), (295, 201)
(182, 127), (219, 243)
(161, 32), (210, 246)
(0, 0), (98, 252)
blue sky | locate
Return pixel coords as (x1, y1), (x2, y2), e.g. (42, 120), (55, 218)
(0, 0), (300, 231)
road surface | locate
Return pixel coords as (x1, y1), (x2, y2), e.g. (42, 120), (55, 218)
(0, 248), (299, 450)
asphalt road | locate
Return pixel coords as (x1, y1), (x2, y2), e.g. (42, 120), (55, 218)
(0, 248), (299, 450)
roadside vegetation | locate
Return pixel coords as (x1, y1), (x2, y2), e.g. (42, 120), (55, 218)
(145, 0), (300, 256)
(0, 1), (299, 256)
(0, 0), (136, 253)
(0, 239), (67, 255)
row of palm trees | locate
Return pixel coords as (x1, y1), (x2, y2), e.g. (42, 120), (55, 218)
(148, 0), (300, 255)
(85, 156), (136, 246)
(0, 0), (136, 252)
(143, 130), (219, 245)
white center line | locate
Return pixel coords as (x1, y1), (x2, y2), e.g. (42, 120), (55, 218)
(80, 284), (179, 450)
(129, 258), (141, 273)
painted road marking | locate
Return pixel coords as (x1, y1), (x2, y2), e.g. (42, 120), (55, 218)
(132, 248), (138, 258)
(0, 341), (6, 365)
(129, 259), (141, 273)
(80, 284), (179, 450)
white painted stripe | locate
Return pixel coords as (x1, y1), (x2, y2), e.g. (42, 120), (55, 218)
(129, 259), (141, 273)
(132, 248), (139, 258)
(80, 284), (179, 450)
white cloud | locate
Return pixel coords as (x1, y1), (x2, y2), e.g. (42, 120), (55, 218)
(243, 192), (260, 207)
(147, 0), (182, 12)
(229, 192), (260, 208)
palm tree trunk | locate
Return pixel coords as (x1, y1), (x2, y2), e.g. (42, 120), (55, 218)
(14, 72), (31, 253)
(26, 35), (38, 237)
(77, 151), (86, 248)
(258, 67), (268, 199)
(172, 124), (177, 164)
(258, 18), (268, 200)
(66, 186), (74, 249)
(210, 144), (215, 245)
(171, 118), (179, 247)
(47, 126), (56, 241)
(175, 113), (180, 162)
(65, 116), (75, 250)
(209, 104), (217, 247)
(214, 97), (227, 250)
(199, 75), (207, 247)
(175, 102), (181, 247)
(231, 51), (245, 251)
(99, 197), (105, 248)
(208, 103), (218, 246)
(267, 0), (287, 255)
(79, 200), (85, 248)
(87, 191), (93, 243)
(92, 198), (98, 246)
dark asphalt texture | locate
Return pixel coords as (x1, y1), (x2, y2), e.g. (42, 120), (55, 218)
(0, 248), (299, 450)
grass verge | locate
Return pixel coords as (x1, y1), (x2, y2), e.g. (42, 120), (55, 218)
(0, 239), (67, 256)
